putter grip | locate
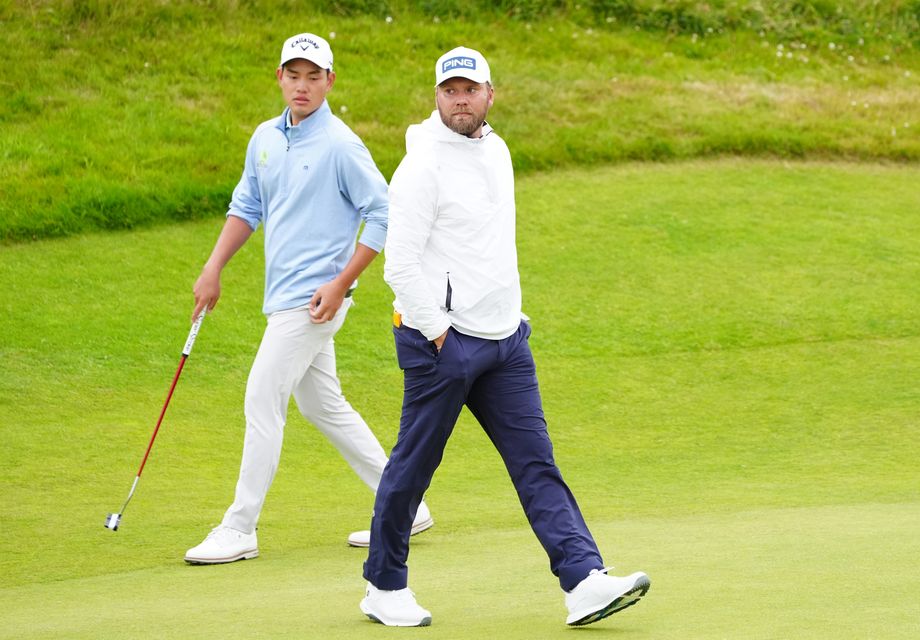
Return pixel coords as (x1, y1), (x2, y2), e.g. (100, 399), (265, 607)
(182, 309), (207, 356)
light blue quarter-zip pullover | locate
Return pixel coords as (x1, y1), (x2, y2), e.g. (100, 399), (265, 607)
(228, 101), (388, 314)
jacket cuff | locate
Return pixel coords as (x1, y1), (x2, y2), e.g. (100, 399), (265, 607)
(420, 316), (452, 342)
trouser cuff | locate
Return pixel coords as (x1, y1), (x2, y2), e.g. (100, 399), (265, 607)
(363, 565), (409, 591)
(558, 559), (605, 592)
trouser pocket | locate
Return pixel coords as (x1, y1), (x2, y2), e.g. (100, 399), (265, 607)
(393, 326), (438, 371)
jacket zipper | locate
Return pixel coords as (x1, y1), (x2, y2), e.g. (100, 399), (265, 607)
(445, 272), (453, 312)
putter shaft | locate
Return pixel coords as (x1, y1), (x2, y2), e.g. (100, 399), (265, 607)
(106, 310), (206, 531)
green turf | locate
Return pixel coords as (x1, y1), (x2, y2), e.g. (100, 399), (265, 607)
(1, 160), (918, 636)
(1, 505), (918, 639)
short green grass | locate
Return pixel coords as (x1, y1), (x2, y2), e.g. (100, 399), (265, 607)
(1, 160), (918, 637)
(2, 505), (918, 639)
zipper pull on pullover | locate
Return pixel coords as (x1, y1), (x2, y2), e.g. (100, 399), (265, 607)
(445, 272), (453, 312)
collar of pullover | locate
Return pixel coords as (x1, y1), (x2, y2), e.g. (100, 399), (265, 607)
(275, 101), (331, 138)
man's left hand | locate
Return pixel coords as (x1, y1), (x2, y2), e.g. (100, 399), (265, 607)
(433, 330), (448, 351)
(309, 281), (348, 323)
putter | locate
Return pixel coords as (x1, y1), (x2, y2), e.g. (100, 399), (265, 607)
(105, 309), (207, 531)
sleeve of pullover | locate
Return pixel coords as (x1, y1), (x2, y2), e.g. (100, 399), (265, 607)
(227, 130), (264, 230)
(383, 152), (452, 341)
(335, 139), (389, 252)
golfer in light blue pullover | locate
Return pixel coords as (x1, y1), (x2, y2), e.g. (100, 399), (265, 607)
(231, 99), (388, 314)
(183, 32), (434, 566)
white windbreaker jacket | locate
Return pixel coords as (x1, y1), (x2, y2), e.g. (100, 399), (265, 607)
(384, 111), (522, 341)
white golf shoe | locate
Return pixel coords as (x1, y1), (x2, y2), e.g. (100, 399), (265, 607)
(360, 583), (432, 627)
(347, 501), (434, 548)
(184, 525), (259, 564)
(565, 568), (650, 626)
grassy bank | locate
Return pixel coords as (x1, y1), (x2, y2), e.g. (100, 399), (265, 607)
(1, 1), (918, 241)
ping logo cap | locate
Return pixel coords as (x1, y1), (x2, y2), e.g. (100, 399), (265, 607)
(280, 33), (334, 71)
(435, 46), (490, 86)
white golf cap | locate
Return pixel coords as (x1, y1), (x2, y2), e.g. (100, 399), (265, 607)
(435, 46), (491, 86)
(280, 33), (334, 71)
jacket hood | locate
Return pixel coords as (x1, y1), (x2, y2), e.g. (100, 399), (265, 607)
(405, 110), (493, 153)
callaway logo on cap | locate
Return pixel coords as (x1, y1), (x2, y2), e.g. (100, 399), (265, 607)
(280, 32), (334, 71)
(435, 46), (491, 86)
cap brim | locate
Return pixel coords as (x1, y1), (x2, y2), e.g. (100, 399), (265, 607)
(280, 53), (332, 70)
(436, 69), (490, 86)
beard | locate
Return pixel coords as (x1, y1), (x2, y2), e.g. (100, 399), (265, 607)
(438, 106), (488, 137)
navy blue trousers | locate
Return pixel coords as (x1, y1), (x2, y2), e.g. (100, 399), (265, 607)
(363, 320), (603, 591)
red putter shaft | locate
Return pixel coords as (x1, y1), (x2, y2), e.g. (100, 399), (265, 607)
(136, 354), (187, 478)
(136, 308), (206, 478)
(106, 309), (207, 530)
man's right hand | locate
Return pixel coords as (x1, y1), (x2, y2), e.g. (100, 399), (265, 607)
(433, 329), (449, 352)
(192, 267), (221, 322)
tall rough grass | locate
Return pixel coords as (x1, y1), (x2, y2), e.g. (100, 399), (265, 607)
(17, 0), (919, 45)
(1, 1), (918, 242)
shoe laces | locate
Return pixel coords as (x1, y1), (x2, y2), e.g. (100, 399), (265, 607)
(372, 586), (418, 605)
(569, 567), (614, 594)
(395, 588), (417, 602)
(206, 525), (241, 541)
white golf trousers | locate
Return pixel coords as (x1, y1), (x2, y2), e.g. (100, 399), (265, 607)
(222, 298), (388, 533)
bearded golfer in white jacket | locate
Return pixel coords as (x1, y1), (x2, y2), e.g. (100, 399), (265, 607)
(358, 46), (650, 628)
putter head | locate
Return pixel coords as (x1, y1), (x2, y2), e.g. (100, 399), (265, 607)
(104, 513), (121, 531)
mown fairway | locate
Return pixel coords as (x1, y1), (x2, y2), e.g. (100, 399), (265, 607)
(1, 161), (918, 638)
